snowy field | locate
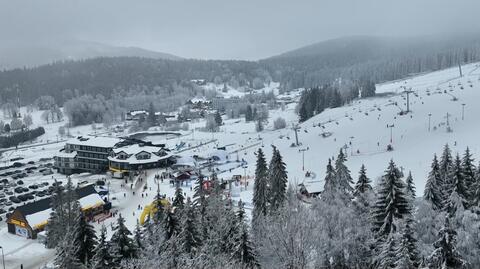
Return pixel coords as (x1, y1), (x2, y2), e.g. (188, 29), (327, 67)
(1, 62), (480, 268)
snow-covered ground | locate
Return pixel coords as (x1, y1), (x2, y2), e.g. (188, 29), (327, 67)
(1, 62), (480, 268)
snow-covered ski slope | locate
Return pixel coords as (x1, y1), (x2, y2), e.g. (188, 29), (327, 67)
(286, 62), (480, 193)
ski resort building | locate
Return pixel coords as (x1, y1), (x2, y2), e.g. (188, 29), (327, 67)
(55, 136), (178, 176)
(54, 136), (122, 175)
(108, 143), (175, 175)
(6, 184), (107, 239)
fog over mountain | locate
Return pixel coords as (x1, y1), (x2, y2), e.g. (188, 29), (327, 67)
(0, 39), (181, 70)
(1, 0), (480, 63)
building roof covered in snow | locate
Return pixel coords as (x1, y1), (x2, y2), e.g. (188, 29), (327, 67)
(109, 143), (172, 164)
(8, 184), (105, 230)
(67, 136), (122, 148)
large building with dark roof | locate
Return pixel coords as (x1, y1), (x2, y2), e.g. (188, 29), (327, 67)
(6, 184), (107, 239)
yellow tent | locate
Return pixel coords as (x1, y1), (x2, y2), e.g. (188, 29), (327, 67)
(139, 198), (170, 225)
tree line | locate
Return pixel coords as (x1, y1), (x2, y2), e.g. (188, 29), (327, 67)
(297, 78), (375, 122)
(49, 144), (480, 268)
(0, 126), (45, 148)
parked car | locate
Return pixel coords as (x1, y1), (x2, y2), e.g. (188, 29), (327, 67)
(12, 162), (24, 167)
(42, 169), (54, 176)
(27, 161), (35, 165)
(9, 196), (21, 203)
(14, 187), (25, 193)
(17, 180), (24, 185)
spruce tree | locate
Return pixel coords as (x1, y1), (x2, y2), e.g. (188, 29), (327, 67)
(164, 208), (180, 240)
(461, 147), (476, 205)
(444, 157), (468, 215)
(424, 154), (443, 210)
(353, 164), (373, 209)
(178, 199), (201, 255)
(133, 220), (144, 250)
(372, 160), (410, 238)
(375, 234), (397, 269)
(427, 216), (466, 268)
(74, 211), (97, 265)
(245, 105), (253, 122)
(440, 144), (454, 197)
(110, 214), (137, 264)
(193, 174), (206, 208)
(444, 154), (469, 212)
(54, 233), (84, 269)
(232, 201), (258, 268)
(405, 171), (416, 199)
(46, 178), (81, 249)
(354, 164), (372, 195)
(268, 147), (288, 211)
(322, 158), (337, 202)
(152, 190), (165, 224)
(91, 225), (113, 269)
(172, 187), (185, 209)
(214, 110), (223, 126)
(396, 221), (420, 267)
(252, 148), (269, 222)
(334, 149), (354, 196)
(147, 102), (156, 126)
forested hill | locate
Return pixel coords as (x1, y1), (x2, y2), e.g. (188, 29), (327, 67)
(261, 35), (480, 89)
(0, 57), (271, 105)
(2, 34), (480, 105)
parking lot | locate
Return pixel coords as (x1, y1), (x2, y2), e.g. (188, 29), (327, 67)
(0, 157), (58, 222)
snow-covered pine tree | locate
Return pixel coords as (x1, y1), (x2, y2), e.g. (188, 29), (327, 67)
(353, 164), (373, 210)
(148, 188), (165, 225)
(354, 164), (372, 195)
(73, 210), (97, 265)
(91, 225), (113, 269)
(461, 147), (476, 206)
(45, 181), (65, 248)
(178, 198), (201, 255)
(232, 201), (258, 268)
(375, 234), (397, 269)
(54, 233), (84, 269)
(110, 214), (138, 264)
(268, 147), (288, 212)
(372, 160), (410, 238)
(444, 154), (469, 212)
(395, 220), (420, 267)
(172, 186), (185, 209)
(46, 178), (81, 249)
(133, 219), (144, 250)
(440, 144), (454, 198)
(405, 171), (416, 199)
(424, 154), (444, 210)
(252, 148), (269, 224)
(164, 208), (180, 240)
(334, 149), (354, 196)
(322, 158), (337, 202)
(444, 158), (468, 215)
(427, 216), (466, 269)
(395, 236), (416, 269)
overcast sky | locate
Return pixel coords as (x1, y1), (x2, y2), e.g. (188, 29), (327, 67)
(1, 0), (480, 60)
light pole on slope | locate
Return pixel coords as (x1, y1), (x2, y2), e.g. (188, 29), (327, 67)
(0, 246), (5, 269)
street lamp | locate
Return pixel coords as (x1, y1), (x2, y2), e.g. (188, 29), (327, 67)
(298, 147), (309, 171)
(0, 245), (5, 269)
(461, 103), (466, 120)
(387, 124), (395, 144)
